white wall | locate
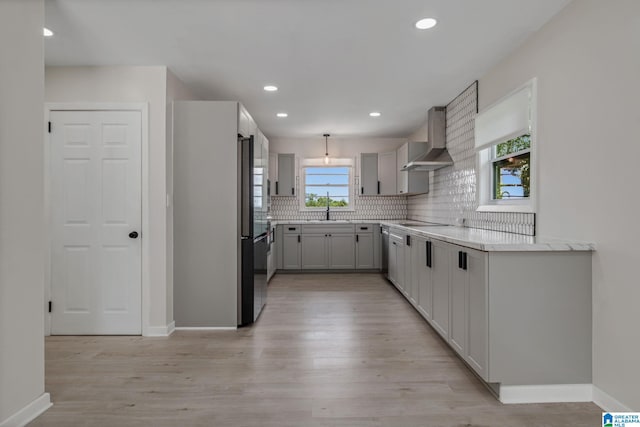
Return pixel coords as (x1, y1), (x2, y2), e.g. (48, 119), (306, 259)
(0, 0), (49, 424)
(165, 70), (201, 325)
(45, 66), (172, 333)
(479, 0), (640, 410)
(270, 136), (405, 160)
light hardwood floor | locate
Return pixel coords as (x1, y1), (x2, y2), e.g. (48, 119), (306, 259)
(31, 273), (601, 426)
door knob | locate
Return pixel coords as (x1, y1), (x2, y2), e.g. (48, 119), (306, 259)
(129, 231), (139, 239)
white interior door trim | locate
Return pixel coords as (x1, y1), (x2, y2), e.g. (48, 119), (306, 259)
(44, 102), (150, 336)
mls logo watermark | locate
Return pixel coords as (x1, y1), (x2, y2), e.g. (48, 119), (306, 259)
(603, 412), (640, 427)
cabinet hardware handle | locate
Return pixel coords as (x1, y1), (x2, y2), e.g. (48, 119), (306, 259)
(426, 241), (432, 268)
(406, 235), (411, 246)
(377, 181), (380, 194)
(291, 187), (294, 195)
(297, 235), (300, 243)
(458, 251), (463, 269)
(360, 227), (368, 230)
(463, 252), (468, 270)
(361, 186), (364, 195)
(356, 235), (359, 242)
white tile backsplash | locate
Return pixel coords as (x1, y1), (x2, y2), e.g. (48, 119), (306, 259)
(407, 81), (536, 236)
(271, 194), (407, 221)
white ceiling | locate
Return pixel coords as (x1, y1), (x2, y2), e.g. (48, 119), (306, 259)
(44, 0), (569, 139)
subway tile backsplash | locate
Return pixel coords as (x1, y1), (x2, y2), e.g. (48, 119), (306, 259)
(271, 194), (407, 221)
(272, 81), (534, 236)
(407, 81), (536, 236)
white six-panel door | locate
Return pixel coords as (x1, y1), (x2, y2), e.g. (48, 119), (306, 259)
(50, 110), (142, 334)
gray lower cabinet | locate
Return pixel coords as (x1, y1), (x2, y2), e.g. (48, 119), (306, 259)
(280, 225), (301, 270)
(430, 239), (451, 340)
(388, 231), (405, 291)
(391, 230), (591, 388)
(299, 224), (355, 269)
(416, 238), (433, 321)
(278, 223), (381, 271)
(301, 234), (328, 269)
(355, 224), (379, 269)
(328, 234), (356, 269)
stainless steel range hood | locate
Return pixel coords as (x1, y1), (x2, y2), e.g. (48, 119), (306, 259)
(402, 106), (453, 171)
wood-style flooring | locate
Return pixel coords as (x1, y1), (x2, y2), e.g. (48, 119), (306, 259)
(31, 273), (602, 426)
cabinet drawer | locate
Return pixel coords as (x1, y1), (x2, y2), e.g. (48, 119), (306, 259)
(283, 225), (301, 234)
(355, 224), (374, 233)
(301, 224), (355, 234)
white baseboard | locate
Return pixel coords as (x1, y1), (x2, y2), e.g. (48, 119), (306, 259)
(500, 384), (593, 404)
(0, 393), (51, 427)
(593, 385), (633, 411)
(144, 321), (175, 337)
(174, 326), (237, 331)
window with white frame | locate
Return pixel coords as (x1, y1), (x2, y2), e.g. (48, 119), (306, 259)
(475, 78), (536, 212)
(301, 158), (353, 210)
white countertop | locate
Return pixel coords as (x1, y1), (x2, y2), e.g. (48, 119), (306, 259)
(271, 219), (595, 252)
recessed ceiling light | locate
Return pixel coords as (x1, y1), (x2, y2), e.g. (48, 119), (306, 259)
(415, 18), (437, 30)
(43, 27), (54, 37)
(369, 112), (381, 117)
(263, 85), (278, 92)
(276, 113), (288, 118)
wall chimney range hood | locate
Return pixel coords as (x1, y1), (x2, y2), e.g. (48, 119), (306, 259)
(402, 106), (453, 171)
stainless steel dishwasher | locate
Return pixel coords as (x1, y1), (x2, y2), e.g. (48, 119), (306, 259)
(381, 225), (389, 278)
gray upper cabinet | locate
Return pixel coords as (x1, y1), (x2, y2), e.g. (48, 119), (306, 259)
(360, 153), (379, 195)
(378, 151), (397, 195)
(276, 153), (295, 196)
(396, 142), (429, 195)
(396, 144), (409, 195)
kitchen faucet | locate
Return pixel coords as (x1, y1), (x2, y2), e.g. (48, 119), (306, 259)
(326, 191), (330, 221)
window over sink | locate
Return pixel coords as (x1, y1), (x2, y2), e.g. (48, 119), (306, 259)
(300, 158), (354, 211)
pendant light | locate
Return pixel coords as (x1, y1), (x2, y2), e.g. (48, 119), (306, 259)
(323, 133), (330, 165)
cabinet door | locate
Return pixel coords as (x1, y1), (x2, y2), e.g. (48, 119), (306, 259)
(269, 152), (278, 183)
(360, 153), (379, 195)
(301, 234), (327, 269)
(396, 237), (406, 292)
(355, 233), (374, 269)
(407, 170), (429, 195)
(410, 236), (426, 307)
(388, 237), (398, 285)
(282, 234), (301, 270)
(465, 249), (488, 381)
(449, 249), (467, 356)
(418, 240), (433, 321)
(329, 234), (355, 269)
(378, 151), (397, 195)
(396, 144), (408, 194)
(277, 153), (295, 196)
(430, 240), (450, 339)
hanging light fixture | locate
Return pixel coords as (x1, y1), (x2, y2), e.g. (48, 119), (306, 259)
(323, 133), (330, 165)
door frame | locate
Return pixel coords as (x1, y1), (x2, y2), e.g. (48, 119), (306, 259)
(44, 103), (150, 336)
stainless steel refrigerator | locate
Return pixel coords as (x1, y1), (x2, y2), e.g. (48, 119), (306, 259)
(240, 135), (268, 325)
